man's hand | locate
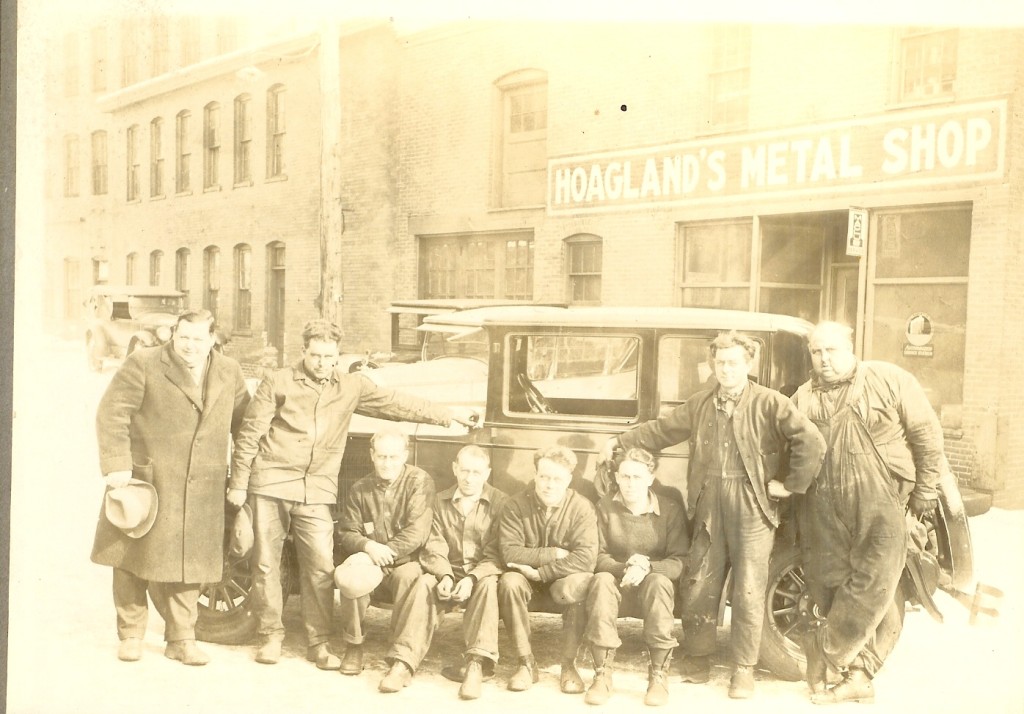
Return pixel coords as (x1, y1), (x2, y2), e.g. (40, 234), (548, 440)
(436, 575), (455, 601)
(450, 407), (482, 429)
(451, 576), (475, 602)
(909, 493), (939, 519)
(226, 488), (247, 508)
(364, 541), (397, 567)
(104, 471), (133, 489)
(620, 563), (648, 588)
(507, 563), (542, 582)
(598, 437), (619, 464)
(553, 547), (570, 560)
(767, 481), (792, 500)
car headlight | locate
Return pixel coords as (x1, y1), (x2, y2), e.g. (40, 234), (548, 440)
(156, 326), (172, 342)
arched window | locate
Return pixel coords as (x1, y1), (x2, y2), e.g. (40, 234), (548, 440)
(266, 84), (286, 178)
(233, 93), (252, 184)
(564, 234), (603, 305)
(203, 246), (220, 317)
(126, 124), (140, 200)
(63, 134), (80, 197)
(175, 248), (190, 305)
(175, 110), (191, 193)
(126, 252), (138, 285)
(203, 102), (220, 189)
(90, 130), (108, 195)
(149, 250), (163, 286)
(234, 243), (252, 331)
(150, 117), (164, 197)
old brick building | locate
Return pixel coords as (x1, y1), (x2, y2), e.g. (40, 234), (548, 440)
(44, 20), (1024, 504)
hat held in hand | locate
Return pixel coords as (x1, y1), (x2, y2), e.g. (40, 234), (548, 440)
(333, 552), (385, 599)
(229, 503), (254, 558)
(104, 479), (158, 538)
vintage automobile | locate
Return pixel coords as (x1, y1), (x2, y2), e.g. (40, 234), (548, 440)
(196, 305), (980, 680)
(84, 285), (186, 370)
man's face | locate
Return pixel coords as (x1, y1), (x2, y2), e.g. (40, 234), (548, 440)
(711, 344), (752, 392)
(809, 332), (857, 383)
(534, 457), (573, 507)
(453, 453), (491, 499)
(303, 339), (340, 381)
(371, 434), (409, 482)
(172, 319), (216, 368)
(616, 459), (655, 506)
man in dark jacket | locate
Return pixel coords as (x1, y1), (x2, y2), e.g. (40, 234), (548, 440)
(93, 310), (250, 665)
(601, 331), (826, 699)
(230, 319), (477, 671)
(793, 321), (943, 704)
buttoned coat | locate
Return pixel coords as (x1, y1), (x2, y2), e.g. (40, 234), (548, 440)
(91, 342), (250, 583)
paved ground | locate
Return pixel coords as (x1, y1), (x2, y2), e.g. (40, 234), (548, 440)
(7, 337), (1024, 713)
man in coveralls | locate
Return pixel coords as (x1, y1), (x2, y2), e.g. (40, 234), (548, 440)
(601, 331), (825, 699)
(793, 322), (943, 704)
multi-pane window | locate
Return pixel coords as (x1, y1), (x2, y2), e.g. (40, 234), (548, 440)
(758, 219), (824, 322)
(175, 248), (190, 305)
(216, 18), (239, 54)
(420, 233), (534, 300)
(150, 118), (164, 197)
(126, 252), (138, 285)
(203, 102), (220, 189)
(90, 26), (107, 92)
(126, 124), (140, 201)
(63, 33), (79, 98)
(122, 18), (139, 86)
(233, 94), (252, 184)
(708, 25), (751, 129)
(898, 28), (958, 102)
(91, 131), (108, 195)
(234, 244), (252, 331)
(497, 71), (547, 207)
(203, 246), (220, 318)
(63, 135), (79, 197)
(266, 85), (286, 178)
(175, 110), (191, 193)
(677, 220), (753, 309)
(149, 250), (163, 286)
(179, 17), (200, 66)
(566, 235), (603, 305)
(151, 17), (169, 76)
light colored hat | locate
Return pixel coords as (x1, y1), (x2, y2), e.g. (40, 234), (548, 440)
(104, 479), (159, 538)
(229, 503), (254, 559)
(333, 552), (384, 599)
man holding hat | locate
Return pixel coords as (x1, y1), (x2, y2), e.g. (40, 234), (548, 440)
(92, 309), (251, 665)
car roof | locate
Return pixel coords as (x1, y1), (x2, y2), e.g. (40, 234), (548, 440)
(87, 284), (185, 298)
(421, 305), (813, 335)
(387, 298), (568, 315)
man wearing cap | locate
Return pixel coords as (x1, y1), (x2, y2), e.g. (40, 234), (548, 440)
(333, 428), (438, 690)
(230, 320), (478, 671)
(92, 310), (250, 665)
(418, 445), (507, 700)
(495, 445), (598, 694)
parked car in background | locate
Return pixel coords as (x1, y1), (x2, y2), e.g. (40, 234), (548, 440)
(198, 305), (982, 680)
(84, 285), (186, 371)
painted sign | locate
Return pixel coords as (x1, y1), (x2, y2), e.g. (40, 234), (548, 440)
(846, 207), (867, 257)
(547, 100), (1006, 214)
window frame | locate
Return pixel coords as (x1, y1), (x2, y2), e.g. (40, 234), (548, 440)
(203, 102), (221, 190)
(203, 245), (220, 318)
(90, 26), (107, 92)
(175, 248), (190, 304)
(494, 70), (548, 208)
(126, 125), (140, 202)
(565, 234), (603, 306)
(895, 27), (958, 105)
(149, 250), (163, 287)
(175, 110), (191, 194)
(126, 252), (138, 285)
(233, 94), (252, 185)
(233, 243), (252, 332)
(90, 131), (108, 195)
(266, 84), (286, 179)
(150, 117), (164, 198)
(63, 134), (80, 198)
(419, 232), (535, 301)
(707, 24), (752, 131)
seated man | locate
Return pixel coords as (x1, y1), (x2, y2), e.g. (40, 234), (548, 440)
(496, 445), (598, 694)
(583, 448), (689, 707)
(334, 427), (436, 692)
(418, 445), (508, 700)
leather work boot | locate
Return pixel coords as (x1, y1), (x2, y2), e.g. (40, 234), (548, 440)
(811, 668), (875, 705)
(339, 644), (364, 675)
(117, 637), (142, 662)
(507, 654), (540, 691)
(728, 665), (756, 699)
(255, 637), (283, 665)
(678, 654), (711, 684)
(459, 656), (485, 700)
(164, 640), (210, 666)
(561, 659), (585, 694)
(307, 642), (341, 671)
(442, 658), (495, 683)
(800, 632), (828, 694)
(379, 659), (413, 693)
(644, 649), (672, 706)
(584, 648), (615, 705)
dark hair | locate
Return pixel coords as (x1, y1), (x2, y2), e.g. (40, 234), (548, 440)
(533, 445), (578, 473)
(302, 319), (343, 348)
(176, 309), (216, 334)
(709, 330), (758, 361)
(618, 447), (658, 474)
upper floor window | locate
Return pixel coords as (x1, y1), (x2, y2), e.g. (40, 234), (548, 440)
(216, 18), (239, 54)
(175, 248), (190, 304)
(126, 124), (140, 201)
(176, 110), (191, 193)
(63, 33), (79, 98)
(266, 84), (286, 178)
(91, 130), (108, 195)
(676, 220), (753, 310)
(150, 118), (164, 197)
(63, 134), (80, 197)
(179, 17), (200, 66)
(151, 17), (170, 76)
(122, 18), (140, 87)
(708, 25), (751, 129)
(495, 70), (547, 207)
(898, 28), (958, 102)
(234, 94), (252, 185)
(149, 250), (163, 286)
(203, 102), (220, 189)
(565, 235), (603, 305)
(126, 252), (138, 285)
(90, 26), (107, 92)
(420, 233), (534, 300)
(234, 244), (252, 331)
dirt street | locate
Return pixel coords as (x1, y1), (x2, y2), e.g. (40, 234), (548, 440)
(7, 337), (1024, 713)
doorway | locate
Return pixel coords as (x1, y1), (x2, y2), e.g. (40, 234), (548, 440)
(267, 242), (286, 367)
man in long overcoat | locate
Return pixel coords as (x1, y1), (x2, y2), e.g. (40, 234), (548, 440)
(92, 310), (250, 665)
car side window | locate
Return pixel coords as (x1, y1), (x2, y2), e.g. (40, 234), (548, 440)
(657, 335), (762, 417)
(506, 333), (640, 421)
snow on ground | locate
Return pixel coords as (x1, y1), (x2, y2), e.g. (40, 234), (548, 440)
(7, 337), (1024, 713)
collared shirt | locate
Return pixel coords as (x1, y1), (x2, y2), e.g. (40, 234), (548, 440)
(420, 483), (508, 581)
(715, 382), (748, 417)
(595, 490), (687, 580)
(611, 489), (661, 516)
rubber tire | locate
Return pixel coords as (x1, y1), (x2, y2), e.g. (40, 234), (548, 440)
(758, 543), (815, 682)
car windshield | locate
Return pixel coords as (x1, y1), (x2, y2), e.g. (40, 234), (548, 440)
(421, 327), (489, 362)
(127, 295), (184, 318)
